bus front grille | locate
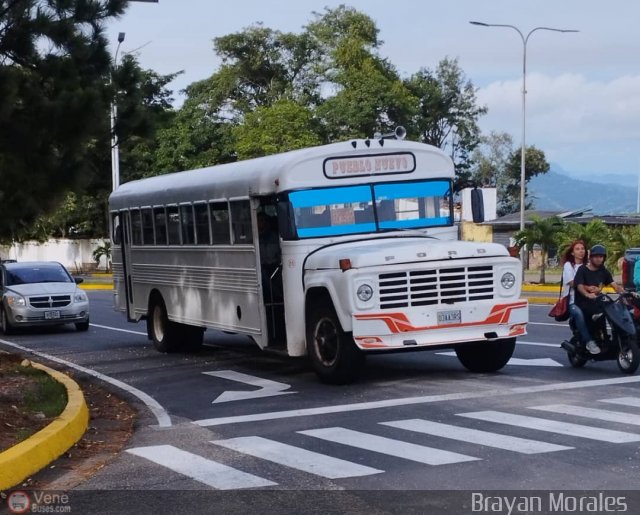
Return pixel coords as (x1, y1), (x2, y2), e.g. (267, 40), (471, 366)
(378, 265), (494, 309)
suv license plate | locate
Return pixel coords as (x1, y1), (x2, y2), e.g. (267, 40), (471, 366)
(437, 310), (461, 325)
(45, 310), (60, 320)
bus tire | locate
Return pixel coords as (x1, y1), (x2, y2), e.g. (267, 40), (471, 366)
(306, 302), (364, 384)
(149, 296), (180, 353)
(455, 337), (516, 373)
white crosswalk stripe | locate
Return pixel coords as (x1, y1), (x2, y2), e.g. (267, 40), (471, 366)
(299, 427), (479, 465)
(127, 445), (276, 489)
(531, 404), (640, 426)
(458, 411), (640, 443)
(380, 419), (573, 454)
(211, 436), (383, 478)
(601, 397), (640, 408)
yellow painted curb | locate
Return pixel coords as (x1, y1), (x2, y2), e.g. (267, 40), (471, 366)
(523, 284), (616, 293)
(525, 296), (556, 305)
(0, 363), (89, 490)
(79, 283), (113, 290)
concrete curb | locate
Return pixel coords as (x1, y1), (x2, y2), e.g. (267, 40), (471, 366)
(80, 283), (113, 290)
(0, 363), (89, 491)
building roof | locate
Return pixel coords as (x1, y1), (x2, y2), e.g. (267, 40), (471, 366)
(485, 209), (640, 229)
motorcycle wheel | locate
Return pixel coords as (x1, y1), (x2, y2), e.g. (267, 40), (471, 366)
(567, 352), (587, 368)
(617, 337), (640, 374)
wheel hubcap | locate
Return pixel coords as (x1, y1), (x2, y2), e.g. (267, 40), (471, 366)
(619, 347), (633, 369)
(314, 318), (338, 366)
(153, 306), (164, 341)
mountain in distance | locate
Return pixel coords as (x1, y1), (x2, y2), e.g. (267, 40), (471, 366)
(528, 163), (639, 214)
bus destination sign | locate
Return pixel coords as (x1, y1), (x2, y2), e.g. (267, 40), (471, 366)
(324, 152), (416, 179)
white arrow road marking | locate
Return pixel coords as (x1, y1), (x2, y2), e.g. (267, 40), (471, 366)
(204, 370), (296, 403)
(436, 351), (563, 367)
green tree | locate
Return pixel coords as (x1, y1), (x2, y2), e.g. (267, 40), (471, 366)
(555, 219), (610, 259)
(501, 146), (550, 216)
(514, 215), (565, 283)
(233, 99), (322, 159)
(0, 0), (127, 242)
(405, 58), (487, 183)
(469, 131), (514, 215)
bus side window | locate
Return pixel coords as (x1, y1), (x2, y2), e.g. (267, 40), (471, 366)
(130, 209), (142, 245)
(154, 207), (168, 245)
(141, 208), (154, 244)
(194, 203), (210, 245)
(167, 206), (180, 245)
(180, 205), (196, 245)
(230, 200), (253, 244)
(210, 202), (230, 244)
(112, 213), (121, 245)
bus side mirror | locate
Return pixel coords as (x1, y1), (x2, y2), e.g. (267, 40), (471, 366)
(471, 188), (485, 223)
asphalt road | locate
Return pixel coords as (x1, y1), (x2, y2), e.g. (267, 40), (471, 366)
(2, 292), (640, 514)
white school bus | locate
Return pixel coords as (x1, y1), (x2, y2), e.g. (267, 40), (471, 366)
(109, 136), (528, 383)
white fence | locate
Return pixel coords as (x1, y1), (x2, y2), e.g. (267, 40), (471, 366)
(0, 239), (110, 273)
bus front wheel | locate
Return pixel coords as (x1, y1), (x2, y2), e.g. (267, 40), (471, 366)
(149, 296), (180, 353)
(455, 337), (516, 373)
(306, 303), (364, 384)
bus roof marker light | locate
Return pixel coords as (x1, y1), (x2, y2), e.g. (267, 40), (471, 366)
(339, 259), (352, 272)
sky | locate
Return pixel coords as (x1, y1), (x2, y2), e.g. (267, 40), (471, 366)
(107, 0), (640, 178)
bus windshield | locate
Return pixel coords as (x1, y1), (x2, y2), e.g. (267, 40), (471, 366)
(288, 179), (452, 239)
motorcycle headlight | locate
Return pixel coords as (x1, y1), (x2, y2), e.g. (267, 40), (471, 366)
(75, 291), (88, 303)
(356, 283), (374, 302)
(501, 272), (516, 289)
(6, 294), (26, 307)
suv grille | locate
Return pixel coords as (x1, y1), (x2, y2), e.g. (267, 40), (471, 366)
(29, 295), (71, 308)
(378, 265), (494, 309)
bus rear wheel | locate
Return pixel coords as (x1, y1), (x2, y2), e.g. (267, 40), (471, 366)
(306, 303), (364, 384)
(455, 337), (515, 373)
(149, 296), (180, 353)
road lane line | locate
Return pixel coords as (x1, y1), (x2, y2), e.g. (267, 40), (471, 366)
(89, 323), (147, 336)
(0, 339), (171, 427)
(518, 341), (563, 348)
(380, 419), (572, 454)
(601, 397), (640, 408)
(211, 436), (382, 478)
(193, 375), (640, 427)
(531, 404), (640, 426)
(298, 427), (479, 465)
(458, 411), (640, 443)
(127, 445), (275, 489)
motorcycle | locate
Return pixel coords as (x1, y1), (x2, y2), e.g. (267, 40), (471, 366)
(561, 292), (640, 374)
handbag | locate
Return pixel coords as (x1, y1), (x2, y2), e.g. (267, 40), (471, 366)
(548, 271), (570, 322)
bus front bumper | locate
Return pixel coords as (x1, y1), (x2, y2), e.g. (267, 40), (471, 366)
(352, 300), (528, 350)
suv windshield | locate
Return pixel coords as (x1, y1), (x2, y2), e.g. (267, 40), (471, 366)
(5, 264), (72, 286)
(287, 180), (452, 239)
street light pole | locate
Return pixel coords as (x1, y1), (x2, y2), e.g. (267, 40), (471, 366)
(469, 22), (578, 237)
(110, 32), (125, 192)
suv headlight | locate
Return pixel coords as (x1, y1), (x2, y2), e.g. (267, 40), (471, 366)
(501, 272), (516, 289)
(6, 294), (26, 307)
(356, 283), (374, 302)
(75, 291), (88, 303)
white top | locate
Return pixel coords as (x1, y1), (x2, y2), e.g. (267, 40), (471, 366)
(562, 261), (582, 304)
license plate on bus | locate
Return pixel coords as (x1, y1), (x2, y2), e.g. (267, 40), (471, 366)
(44, 310), (60, 320)
(437, 310), (461, 325)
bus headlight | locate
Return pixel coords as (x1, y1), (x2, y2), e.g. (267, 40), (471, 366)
(501, 272), (516, 289)
(356, 283), (374, 302)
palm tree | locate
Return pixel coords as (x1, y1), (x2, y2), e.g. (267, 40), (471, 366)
(513, 215), (565, 284)
(555, 219), (610, 264)
(92, 240), (112, 273)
